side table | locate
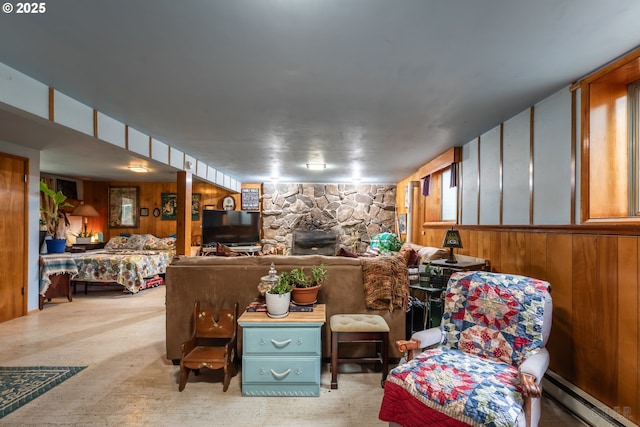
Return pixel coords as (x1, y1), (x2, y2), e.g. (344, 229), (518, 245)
(238, 304), (326, 396)
(39, 254), (78, 310)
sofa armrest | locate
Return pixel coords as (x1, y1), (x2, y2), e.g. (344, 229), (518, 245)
(395, 328), (443, 361)
(518, 348), (550, 397)
(411, 327), (443, 348)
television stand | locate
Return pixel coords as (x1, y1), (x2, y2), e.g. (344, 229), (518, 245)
(229, 245), (262, 255)
(199, 244), (262, 256)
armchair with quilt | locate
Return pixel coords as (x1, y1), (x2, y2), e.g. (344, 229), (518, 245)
(379, 271), (552, 427)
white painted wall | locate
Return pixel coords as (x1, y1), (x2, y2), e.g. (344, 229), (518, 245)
(533, 89), (572, 225)
(461, 138), (479, 225)
(460, 86), (573, 226)
(479, 126), (501, 225)
(502, 110), (531, 225)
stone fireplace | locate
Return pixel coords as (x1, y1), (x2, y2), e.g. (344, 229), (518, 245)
(261, 183), (397, 254)
(291, 229), (339, 255)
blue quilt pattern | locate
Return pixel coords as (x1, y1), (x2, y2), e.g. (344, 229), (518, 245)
(387, 271), (550, 426)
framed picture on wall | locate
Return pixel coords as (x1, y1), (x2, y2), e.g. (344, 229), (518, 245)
(161, 193), (177, 220)
(161, 193), (202, 220)
(140, 208), (149, 217)
(108, 186), (139, 228)
(399, 213), (407, 234)
(192, 193), (201, 220)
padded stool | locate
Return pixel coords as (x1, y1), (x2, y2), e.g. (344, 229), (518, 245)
(330, 314), (389, 389)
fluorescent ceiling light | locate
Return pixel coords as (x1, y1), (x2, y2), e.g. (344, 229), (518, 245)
(306, 163), (326, 170)
(128, 165), (148, 173)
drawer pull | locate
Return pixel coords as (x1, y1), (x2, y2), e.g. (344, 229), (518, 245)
(270, 368), (291, 379)
(271, 338), (292, 347)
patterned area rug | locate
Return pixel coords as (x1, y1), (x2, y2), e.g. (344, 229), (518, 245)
(0, 366), (86, 419)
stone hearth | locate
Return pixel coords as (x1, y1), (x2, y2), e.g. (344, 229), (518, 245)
(261, 183), (397, 254)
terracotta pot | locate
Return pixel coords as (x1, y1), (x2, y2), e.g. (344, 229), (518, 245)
(292, 285), (321, 305)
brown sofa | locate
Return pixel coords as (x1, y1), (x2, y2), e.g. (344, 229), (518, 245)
(165, 254), (407, 362)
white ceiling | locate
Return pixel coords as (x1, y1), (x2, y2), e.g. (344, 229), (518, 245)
(1, 0), (640, 184)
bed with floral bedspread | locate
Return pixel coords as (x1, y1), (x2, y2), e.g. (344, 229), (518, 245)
(70, 234), (175, 293)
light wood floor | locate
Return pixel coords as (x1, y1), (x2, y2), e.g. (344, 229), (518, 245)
(0, 285), (588, 426)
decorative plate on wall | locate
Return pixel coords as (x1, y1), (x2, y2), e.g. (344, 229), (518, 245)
(223, 196), (236, 211)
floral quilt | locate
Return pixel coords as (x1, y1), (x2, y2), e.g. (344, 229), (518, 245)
(379, 271), (550, 427)
(71, 250), (172, 293)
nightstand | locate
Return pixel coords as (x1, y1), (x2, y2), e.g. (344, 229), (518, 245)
(68, 242), (106, 252)
(238, 304), (326, 397)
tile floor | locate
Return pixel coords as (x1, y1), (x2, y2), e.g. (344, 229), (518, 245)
(0, 284), (588, 426)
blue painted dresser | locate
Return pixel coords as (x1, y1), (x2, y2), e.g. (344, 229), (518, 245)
(239, 304), (326, 396)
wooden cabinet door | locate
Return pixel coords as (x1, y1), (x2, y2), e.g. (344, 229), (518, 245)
(0, 153), (27, 322)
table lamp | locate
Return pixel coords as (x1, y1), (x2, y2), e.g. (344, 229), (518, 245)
(71, 202), (100, 238)
(442, 227), (463, 264)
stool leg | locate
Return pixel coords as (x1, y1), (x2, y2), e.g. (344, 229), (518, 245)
(331, 331), (338, 389)
(381, 332), (389, 388)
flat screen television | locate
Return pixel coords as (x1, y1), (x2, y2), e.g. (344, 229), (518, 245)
(202, 210), (261, 247)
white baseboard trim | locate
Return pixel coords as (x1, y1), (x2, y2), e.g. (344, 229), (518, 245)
(543, 370), (636, 427)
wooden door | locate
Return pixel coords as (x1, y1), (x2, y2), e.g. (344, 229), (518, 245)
(0, 153), (27, 322)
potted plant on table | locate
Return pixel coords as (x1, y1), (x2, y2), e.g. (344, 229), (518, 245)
(40, 181), (73, 253)
(290, 265), (328, 305)
(265, 273), (293, 318)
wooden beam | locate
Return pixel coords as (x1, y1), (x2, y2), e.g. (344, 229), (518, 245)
(417, 147), (461, 178)
(176, 171), (192, 256)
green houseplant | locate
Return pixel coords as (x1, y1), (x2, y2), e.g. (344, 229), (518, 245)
(40, 180), (73, 253)
(290, 265), (328, 305)
(265, 273), (293, 317)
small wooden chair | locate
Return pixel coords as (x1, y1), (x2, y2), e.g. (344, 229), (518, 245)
(179, 301), (238, 392)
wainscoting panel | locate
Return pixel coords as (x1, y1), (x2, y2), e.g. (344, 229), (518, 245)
(416, 226), (639, 424)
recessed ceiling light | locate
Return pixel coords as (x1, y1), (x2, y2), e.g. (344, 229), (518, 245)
(128, 165), (148, 173)
(306, 163), (326, 170)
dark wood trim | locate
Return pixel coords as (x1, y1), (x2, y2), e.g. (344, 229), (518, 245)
(149, 136), (153, 158)
(499, 123), (504, 225)
(578, 46), (640, 85)
(48, 87), (54, 121)
(125, 125), (129, 150)
(417, 147), (461, 178)
(570, 90), (576, 225)
(421, 222), (640, 236)
(93, 109), (98, 138)
(580, 81), (590, 224)
(529, 106), (534, 225)
(476, 137), (481, 224)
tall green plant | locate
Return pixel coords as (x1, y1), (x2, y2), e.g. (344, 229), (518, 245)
(40, 181), (73, 238)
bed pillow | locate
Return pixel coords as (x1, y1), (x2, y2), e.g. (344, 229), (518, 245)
(105, 236), (129, 250)
(146, 237), (176, 251)
(125, 234), (154, 250)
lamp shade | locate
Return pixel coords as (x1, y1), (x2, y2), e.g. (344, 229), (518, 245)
(442, 228), (463, 248)
(71, 203), (100, 217)
(442, 228), (462, 264)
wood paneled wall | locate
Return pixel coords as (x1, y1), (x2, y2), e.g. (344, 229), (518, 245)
(418, 225), (639, 422)
(82, 180), (231, 241)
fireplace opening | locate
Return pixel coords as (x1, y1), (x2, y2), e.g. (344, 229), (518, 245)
(292, 229), (338, 256)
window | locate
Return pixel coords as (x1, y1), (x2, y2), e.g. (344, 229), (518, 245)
(441, 167), (457, 221)
(630, 81), (640, 216)
(580, 48), (640, 221)
(417, 147), (460, 224)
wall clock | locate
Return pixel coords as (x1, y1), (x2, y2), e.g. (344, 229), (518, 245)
(222, 196), (236, 211)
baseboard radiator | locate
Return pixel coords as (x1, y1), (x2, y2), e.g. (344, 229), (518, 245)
(543, 370), (636, 427)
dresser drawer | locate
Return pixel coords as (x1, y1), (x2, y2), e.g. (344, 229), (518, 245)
(242, 356), (320, 384)
(243, 327), (320, 355)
